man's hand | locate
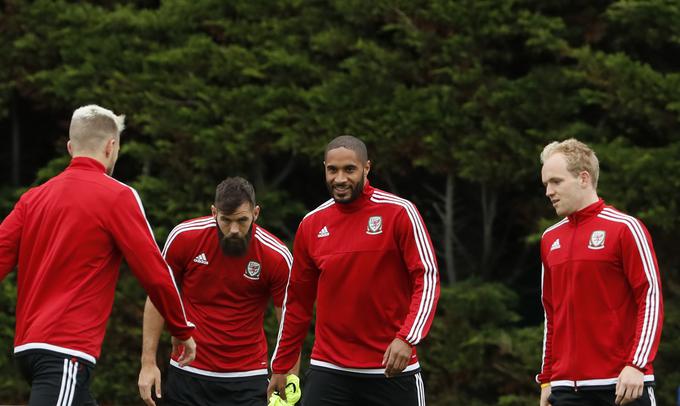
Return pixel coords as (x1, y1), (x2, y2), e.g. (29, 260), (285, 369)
(540, 385), (551, 406)
(267, 373), (288, 401)
(615, 366), (644, 405)
(172, 336), (196, 367)
(138, 363), (162, 406)
(382, 338), (412, 378)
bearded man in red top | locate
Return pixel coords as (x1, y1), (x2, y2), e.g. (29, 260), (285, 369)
(269, 135), (440, 406)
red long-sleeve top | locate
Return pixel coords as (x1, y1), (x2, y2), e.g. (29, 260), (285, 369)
(538, 199), (663, 388)
(271, 182), (439, 375)
(0, 157), (194, 363)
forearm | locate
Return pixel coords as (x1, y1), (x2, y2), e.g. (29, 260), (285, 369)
(274, 306), (302, 375)
(141, 297), (166, 366)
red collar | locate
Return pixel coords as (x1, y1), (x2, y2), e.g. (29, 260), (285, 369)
(567, 199), (605, 224)
(67, 157), (107, 173)
(334, 179), (374, 213)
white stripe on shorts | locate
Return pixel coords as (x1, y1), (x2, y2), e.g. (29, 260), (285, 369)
(648, 387), (656, 406)
(415, 372), (426, 406)
(55, 359), (69, 406)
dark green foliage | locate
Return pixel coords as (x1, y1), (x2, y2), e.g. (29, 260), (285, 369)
(2, 0), (680, 404)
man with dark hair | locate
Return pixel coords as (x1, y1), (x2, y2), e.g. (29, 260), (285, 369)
(268, 136), (440, 405)
(138, 177), (298, 406)
(0, 105), (196, 405)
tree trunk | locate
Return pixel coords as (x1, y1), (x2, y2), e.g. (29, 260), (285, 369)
(11, 92), (20, 186)
(480, 183), (498, 278)
(426, 173), (457, 285)
(442, 172), (456, 284)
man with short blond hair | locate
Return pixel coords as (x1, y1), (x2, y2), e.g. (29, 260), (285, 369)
(0, 105), (196, 405)
(538, 138), (663, 406)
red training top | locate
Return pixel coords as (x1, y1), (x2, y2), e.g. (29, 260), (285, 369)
(0, 157), (194, 363)
(538, 199), (663, 388)
(163, 218), (290, 377)
(272, 181), (440, 375)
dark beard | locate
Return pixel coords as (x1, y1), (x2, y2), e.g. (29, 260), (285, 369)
(216, 221), (252, 256)
(326, 176), (365, 204)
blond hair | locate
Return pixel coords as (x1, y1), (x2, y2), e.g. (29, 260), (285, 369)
(540, 138), (600, 189)
(69, 105), (125, 153)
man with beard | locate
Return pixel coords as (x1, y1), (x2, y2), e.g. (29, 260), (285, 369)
(138, 177), (298, 406)
(0, 105), (196, 405)
(268, 135), (440, 406)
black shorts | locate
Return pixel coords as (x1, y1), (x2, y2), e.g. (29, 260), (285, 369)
(15, 350), (97, 406)
(163, 366), (268, 406)
(549, 385), (657, 406)
(301, 367), (426, 406)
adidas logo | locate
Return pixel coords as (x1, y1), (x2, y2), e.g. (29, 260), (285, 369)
(550, 239), (561, 251)
(317, 226), (329, 238)
(193, 253), (209, 265)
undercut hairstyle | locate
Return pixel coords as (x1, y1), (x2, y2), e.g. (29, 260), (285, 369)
(214, 177), (256, 214)
(541, 138), (600, 189)
(69, 105), (126, 153)
(324, 135), (369, 163)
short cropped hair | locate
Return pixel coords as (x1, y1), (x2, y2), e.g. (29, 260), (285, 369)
(324, 135), (368, 163)
(541, 138), (600, 189)
(69, 105), (126, 153)
(214, 177), (256, 213)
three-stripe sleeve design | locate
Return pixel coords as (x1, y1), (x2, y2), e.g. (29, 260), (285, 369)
(598, 208), (662, 370)
(370, 191), (439, 346)
(255, 227), (294, 367)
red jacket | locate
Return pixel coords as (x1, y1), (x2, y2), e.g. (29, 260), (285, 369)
(163, 218), (290, 377)
(0, 157), (194, 363)
(271, 182), (439, 375)
(538, 199), (663, 388)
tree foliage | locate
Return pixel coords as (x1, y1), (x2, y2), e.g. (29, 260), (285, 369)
(1, 0), (680, 404)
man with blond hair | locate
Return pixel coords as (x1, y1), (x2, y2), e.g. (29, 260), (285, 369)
(537, 138), (663, 406)
(0, 105), (196, 405)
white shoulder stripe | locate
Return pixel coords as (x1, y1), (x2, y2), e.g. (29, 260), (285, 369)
(304, 198), (335, 219)
(162, 220), (215, 257)
(255, 229), (292, 269)
(598, 209), (659, 368)
(164, 218), (214, 248)
(542, 218), (569, 236)
(371, 190), (438, 345)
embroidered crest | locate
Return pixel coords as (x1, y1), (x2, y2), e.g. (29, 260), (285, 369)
(244, 260), (261, 280)
(366, 216), (383, 235)
(588, 230), (606, 250)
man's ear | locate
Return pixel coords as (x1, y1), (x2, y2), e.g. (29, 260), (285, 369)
(104, 138), (116, 158)
(67, 140), (73, 157)
(253, 205), (261, 222)
(579, 171), (591, 188)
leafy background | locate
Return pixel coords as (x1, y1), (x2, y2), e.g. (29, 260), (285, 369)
(1, 0), (679, 404)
